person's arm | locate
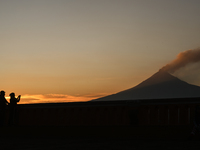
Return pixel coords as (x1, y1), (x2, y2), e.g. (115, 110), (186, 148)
(17, 95), (21, 102)
(4, 98), (9, 105)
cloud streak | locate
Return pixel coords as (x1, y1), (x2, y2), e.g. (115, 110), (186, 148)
(161, 48), (200, 73)
(18, 93), (109, 104)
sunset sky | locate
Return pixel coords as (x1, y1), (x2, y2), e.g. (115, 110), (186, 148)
(1, 0), (200, 104)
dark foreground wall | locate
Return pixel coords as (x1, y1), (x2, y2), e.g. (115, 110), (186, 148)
(7, 97), (200, 127)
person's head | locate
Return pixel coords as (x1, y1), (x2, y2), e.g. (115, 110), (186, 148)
(9, 92), (15, 98)
(0, 91), (5, 97)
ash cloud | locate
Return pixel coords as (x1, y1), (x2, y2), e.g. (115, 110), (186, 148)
(161, 48), (200, 73)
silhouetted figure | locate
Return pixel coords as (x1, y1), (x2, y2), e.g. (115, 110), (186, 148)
(9, 93), (20, 126)
(189, 105), (200, 139)
(0, 90), (9, 126)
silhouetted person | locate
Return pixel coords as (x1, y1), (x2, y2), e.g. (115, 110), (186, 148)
(9, 92), (20, 126)
(0, 90), (9, 126)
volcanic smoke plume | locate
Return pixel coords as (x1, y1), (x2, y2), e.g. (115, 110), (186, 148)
(161, 48), (200, 73)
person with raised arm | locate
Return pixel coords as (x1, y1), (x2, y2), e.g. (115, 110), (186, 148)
(9, 92), (21, 126)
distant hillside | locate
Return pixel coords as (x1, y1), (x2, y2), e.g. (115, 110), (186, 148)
(92, 70), (200, 101)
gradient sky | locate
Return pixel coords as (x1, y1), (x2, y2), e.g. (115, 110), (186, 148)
(1, 0), (200, 103)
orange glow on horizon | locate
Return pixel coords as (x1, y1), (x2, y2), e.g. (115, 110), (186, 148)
(4, 93), (110, 104)
(1, 1), (200, 104)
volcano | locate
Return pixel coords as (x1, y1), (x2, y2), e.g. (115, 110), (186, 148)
(92, 70), (200, 101)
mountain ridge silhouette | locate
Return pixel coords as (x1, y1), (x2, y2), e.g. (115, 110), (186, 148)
(92, 70), (200, 101)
